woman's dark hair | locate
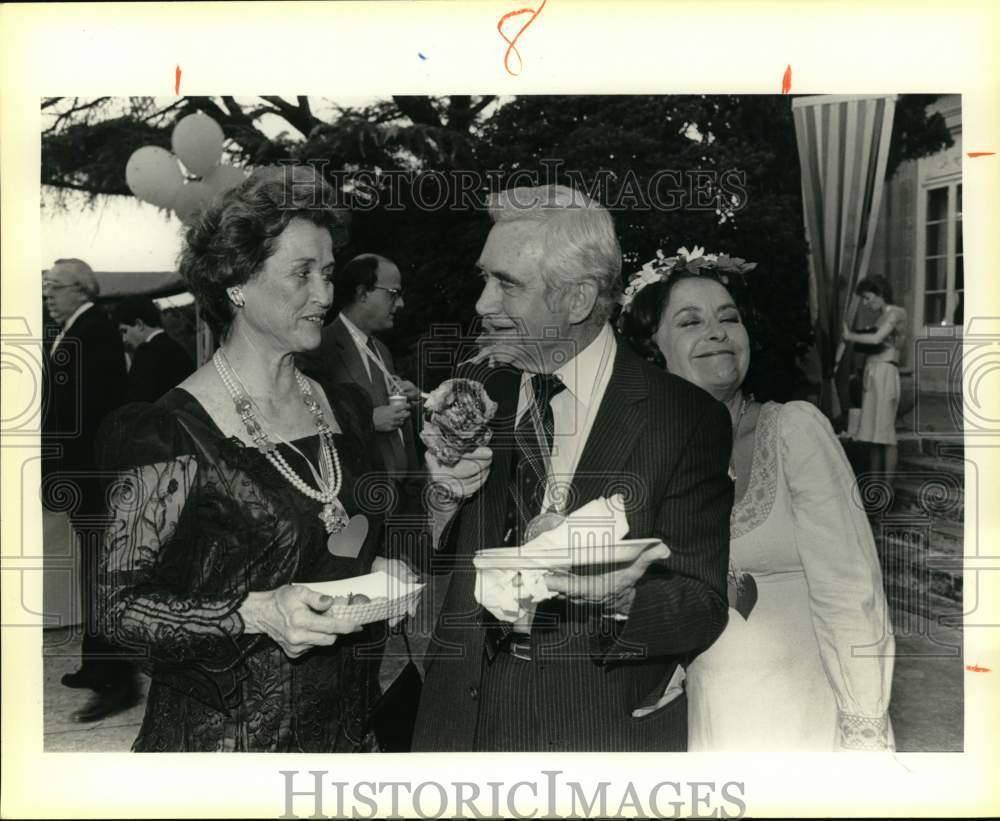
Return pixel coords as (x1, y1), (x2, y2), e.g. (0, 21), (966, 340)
(178, 164), (349, 339)
(619, 268), (776, 400)
(854, 274), (894, 305)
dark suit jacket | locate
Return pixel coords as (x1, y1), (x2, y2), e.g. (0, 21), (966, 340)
(127, 331), (195, 403)
(298, 315), (419, 480)
(41, 304), (128, 515)
(411, 336), (733, 751)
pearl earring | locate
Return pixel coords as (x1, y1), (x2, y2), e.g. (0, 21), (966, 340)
(228, 288), (245, 307)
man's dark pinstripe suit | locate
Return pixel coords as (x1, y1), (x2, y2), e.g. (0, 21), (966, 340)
(412, 333), (733, 751)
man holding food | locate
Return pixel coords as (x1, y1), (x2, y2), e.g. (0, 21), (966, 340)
(411, 185), (734, 751)
(298, 253), (420, 483)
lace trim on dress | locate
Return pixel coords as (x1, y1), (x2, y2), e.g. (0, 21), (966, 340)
(730, 402), (780, 540)
(838, 711), (892, 751)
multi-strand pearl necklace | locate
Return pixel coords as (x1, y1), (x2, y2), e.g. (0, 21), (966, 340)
(213, 350), (349, 534)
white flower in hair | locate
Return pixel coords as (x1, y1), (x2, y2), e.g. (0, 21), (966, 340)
(619, 245), (757, 310)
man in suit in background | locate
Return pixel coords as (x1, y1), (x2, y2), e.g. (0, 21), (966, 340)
(42, 258), (139, 722)
(412, 186), (734, 751)
(298, 253), (420, 482)
(113, 296), (194, 403)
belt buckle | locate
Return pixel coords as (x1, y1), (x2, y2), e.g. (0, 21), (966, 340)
(508, 635), (532, 661)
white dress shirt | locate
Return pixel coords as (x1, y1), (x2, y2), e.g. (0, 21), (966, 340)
(515, 322), (617, 512)
(338, 313), (404, 444)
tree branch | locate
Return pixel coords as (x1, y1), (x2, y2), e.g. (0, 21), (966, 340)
(45, 97), (113, 134)
(139, 99), (186, 125)
(392, 95), (444, 128)
(259, 95), (323, 136)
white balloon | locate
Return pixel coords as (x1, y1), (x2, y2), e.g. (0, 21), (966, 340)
(172, 181), (213, 224)
(205, 163), (247, 195)
(171, 113), (225, 178)
(125, 146), (183, 208)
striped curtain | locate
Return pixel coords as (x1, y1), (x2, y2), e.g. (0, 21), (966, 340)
(792, 94), (896, 419)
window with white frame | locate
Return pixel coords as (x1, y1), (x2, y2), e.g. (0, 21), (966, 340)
(922, 182), (963, 326)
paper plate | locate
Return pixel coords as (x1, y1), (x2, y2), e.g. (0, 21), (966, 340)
(296, 571), (425, 624)
(473, 538), (663, 571)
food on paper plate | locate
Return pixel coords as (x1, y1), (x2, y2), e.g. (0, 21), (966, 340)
(419, 378), (497, 467)
(300, 571), (425, 625)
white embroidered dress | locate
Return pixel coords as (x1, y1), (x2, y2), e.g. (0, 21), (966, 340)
(686, 401), (895, 751)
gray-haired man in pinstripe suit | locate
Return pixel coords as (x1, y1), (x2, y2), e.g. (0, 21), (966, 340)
(413, 186), (734, 751)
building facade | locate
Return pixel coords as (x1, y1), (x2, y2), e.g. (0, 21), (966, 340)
(867, 94), (963, 396)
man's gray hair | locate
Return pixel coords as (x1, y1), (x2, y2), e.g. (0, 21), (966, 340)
(52, 258), (100, 300)
(486, 185), (622, 325)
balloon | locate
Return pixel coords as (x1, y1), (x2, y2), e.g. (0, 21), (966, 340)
(125, 146), (183, 208)
(205, 163), (247, 195)
(171, 112), (225, 177)
(172, 181), (213, 224)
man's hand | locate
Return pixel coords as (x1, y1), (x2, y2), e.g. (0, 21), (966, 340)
(426, 446), (493, 545)
(374, 403), (410, 431)
(544, 541), (671, 615)
(425, 446), (493, 507)
(395, 379), (421, 403)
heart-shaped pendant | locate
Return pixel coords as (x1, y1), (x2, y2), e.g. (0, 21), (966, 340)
(327, 514), (369, 559)
(727, 570), (758, 620)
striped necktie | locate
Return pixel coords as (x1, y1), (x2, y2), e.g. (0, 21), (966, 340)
(505, 372), (566, 546)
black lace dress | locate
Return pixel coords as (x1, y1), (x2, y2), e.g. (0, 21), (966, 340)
(96, 384), (394, 752)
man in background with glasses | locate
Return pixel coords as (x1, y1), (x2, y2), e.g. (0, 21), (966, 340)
(298, 253), (421, 484)
(42, 258), (138, 722)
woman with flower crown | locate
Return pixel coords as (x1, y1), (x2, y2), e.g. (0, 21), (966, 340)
(94, 165), (417, 752)
(620, 248), (895, 751)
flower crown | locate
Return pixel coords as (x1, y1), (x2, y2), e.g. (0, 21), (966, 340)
(620, 245), (758, 310)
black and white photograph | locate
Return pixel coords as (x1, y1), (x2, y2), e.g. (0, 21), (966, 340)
(2, 2), (998, 819)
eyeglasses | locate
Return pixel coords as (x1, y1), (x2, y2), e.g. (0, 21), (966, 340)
(44, 283), (76, 292)
(372, 286), (403, 302)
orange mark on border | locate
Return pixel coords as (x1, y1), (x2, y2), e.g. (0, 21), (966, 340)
(967, 151), (995, 158)
(966, 664), (991, 673)
(781, 65), (792, 95)
(175, 65), (182, 95)
(497, 0), (547, 77)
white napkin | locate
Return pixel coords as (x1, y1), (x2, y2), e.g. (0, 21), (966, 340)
(475, 567), (556, 623)
(474, 495), (629, 623)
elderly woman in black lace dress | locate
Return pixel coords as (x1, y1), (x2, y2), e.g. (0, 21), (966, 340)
(96, 165), (416, 752)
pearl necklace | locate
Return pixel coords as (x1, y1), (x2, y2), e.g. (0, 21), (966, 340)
(213, 350), (349, 534)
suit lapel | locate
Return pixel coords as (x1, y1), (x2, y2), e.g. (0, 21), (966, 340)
(462, 363), (521, 552)
(569, 341), (649, 509)
(332, 317), (375, 393)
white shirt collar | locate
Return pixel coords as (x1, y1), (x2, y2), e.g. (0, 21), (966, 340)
(550, 323), (616, 409)
(339, 313), (368, 346)
(144, 328), (165, 343)
(61, 301), (94, 333)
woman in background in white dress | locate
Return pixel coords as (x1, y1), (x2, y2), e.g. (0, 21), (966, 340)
(620, 255), (894, 751)
(842, 275), (907, 490)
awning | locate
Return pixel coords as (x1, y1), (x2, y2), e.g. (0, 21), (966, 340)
(41, 269), (187, 299)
